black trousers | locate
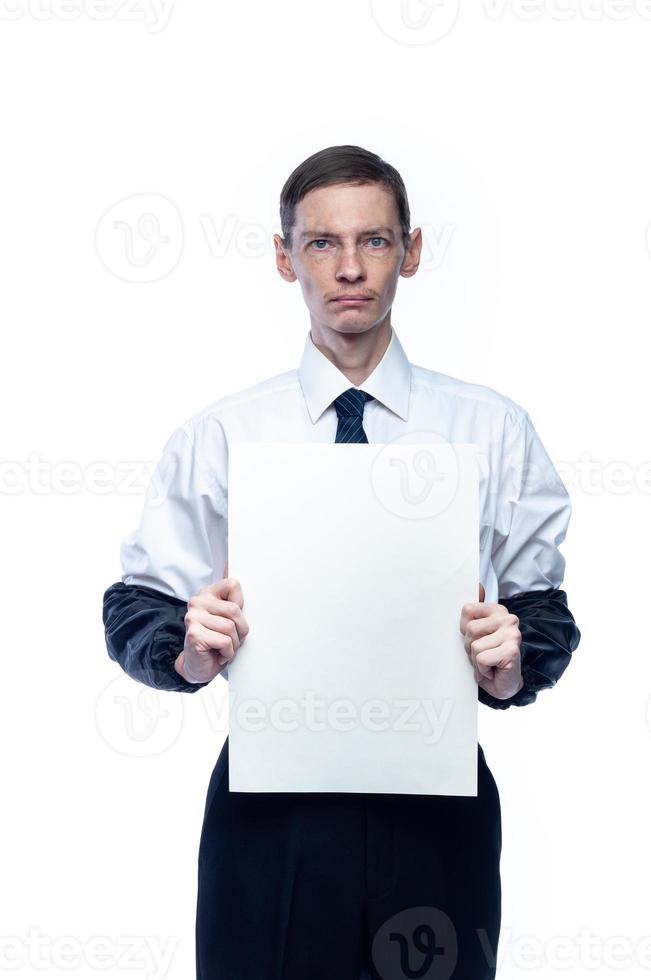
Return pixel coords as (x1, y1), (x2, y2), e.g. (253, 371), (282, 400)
(196, 738), (502, 980)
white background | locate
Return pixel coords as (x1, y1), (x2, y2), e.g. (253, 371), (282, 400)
(1, 1), (649, 977)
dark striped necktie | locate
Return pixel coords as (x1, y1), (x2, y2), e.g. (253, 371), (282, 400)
(333, 388), (374, 443)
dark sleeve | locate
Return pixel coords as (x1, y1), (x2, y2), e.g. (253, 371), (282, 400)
(478, 586), (581, 710)
(102, 581), (211, 693)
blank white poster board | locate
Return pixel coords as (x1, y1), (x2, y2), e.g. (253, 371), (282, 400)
(227, 441), (479, 796)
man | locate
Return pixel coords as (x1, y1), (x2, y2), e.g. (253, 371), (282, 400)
(103, 144), (581, 979)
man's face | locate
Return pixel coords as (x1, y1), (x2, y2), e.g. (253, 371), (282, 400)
(274, 181), (421, 337)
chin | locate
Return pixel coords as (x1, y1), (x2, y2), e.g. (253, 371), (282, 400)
(326, 306), (375, 325)
(328, 319), (374, 334)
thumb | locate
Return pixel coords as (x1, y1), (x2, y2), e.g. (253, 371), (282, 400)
(223, 561), (229, 579)
(478, 582), (485, 602)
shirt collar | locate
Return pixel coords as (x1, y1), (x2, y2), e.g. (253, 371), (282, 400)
(298, 325), (412, 424)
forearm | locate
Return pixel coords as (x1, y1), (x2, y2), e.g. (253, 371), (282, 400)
(478, 586), (581, 710)
(102, 581), (210, 693)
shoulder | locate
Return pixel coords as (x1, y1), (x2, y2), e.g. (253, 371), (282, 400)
(410, 362), (529, 428)
(176, 368), (301, 441)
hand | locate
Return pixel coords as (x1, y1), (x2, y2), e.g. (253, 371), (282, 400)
(175, 562), (249, 684)
(459, 583), (524, 700)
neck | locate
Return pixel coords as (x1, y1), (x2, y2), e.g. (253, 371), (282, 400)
(309, 315), (392, 387)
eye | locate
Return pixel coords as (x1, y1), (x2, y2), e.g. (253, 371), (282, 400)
(309, 239), (330, 250)
(367, 236), (388, 247)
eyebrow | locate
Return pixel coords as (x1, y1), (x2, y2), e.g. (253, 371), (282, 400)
(300, 227), (395, 241)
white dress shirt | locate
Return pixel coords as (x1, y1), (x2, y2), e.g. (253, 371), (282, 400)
(119, 326), (571, 682)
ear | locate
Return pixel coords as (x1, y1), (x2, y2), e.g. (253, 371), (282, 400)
(399, 227), (422, 279)
(273, 233), (297, 283)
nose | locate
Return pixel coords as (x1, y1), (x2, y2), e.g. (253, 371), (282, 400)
(335, 245), (365, 283)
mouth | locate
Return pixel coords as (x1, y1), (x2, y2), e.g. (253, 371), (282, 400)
(330, 297), (373, 307)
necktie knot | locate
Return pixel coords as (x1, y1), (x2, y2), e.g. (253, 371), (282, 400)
(333, 388), (374, 419)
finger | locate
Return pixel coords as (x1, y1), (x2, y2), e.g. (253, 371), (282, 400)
(467, 630), (502, 677)
(467, 622), (517, 660)
(203, 613), (244, 651)
(223, 561), (229, 578)
(205, 575), (244, 610)
(478, 582), (485, 602)
(467, 642), (493, 679)
(193, 621), (236, 660)
(472, 627), (519, 668)
(194, 595), (249, 642)
(472, 654), (495, 679)
(463, 613), (503, 652)
(460, 600), (496, 632)
(476, 645), (517, 674)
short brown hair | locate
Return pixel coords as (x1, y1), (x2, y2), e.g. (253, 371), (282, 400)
(279, 144), (411, 251)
